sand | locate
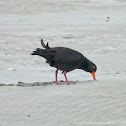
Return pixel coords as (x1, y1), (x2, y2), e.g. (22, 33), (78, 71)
(0, 0), (126, 126)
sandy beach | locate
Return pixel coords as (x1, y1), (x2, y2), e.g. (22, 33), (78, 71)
(0, 0), (126, 126)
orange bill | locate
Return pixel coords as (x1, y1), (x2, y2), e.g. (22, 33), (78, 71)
(92, 72), (96, 81)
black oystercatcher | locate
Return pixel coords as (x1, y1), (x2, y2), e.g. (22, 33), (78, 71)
(31, 39), (97, 85)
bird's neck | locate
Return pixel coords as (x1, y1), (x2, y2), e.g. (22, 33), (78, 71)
(80, 57), (94, 73)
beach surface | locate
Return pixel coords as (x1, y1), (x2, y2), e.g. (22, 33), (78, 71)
(0, 0), (126, 125)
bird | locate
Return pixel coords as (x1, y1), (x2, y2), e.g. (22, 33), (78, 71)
(31, 39), (97, 85)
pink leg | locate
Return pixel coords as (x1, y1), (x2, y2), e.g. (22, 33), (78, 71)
(63, 71), (75, 85)
(55, 69), (64, 85)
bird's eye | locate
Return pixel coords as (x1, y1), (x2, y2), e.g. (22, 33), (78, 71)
(93, 66), (95, 69)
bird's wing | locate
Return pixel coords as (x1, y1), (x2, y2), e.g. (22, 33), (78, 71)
(54, 52), (82, 68)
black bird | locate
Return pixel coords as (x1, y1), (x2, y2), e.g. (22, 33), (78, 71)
(31, 39), (97, 85)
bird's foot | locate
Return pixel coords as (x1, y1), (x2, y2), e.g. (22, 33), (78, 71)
(55, 81), (64, 85)
(66, 81), (75, 85)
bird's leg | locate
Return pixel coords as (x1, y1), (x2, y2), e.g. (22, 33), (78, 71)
(55, 69), (64, 85)
(63, 71), (75, 85)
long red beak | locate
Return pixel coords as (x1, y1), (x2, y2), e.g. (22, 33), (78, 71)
(92, 72), (96, 81)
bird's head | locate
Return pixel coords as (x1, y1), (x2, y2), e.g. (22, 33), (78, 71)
(86, 61), (97, 81)
(80, 58), (97, 81)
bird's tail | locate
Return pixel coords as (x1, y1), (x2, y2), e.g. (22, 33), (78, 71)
(31, 48), (45, 57)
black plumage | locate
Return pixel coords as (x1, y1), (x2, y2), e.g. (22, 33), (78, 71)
(31, 39), (97, 85)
